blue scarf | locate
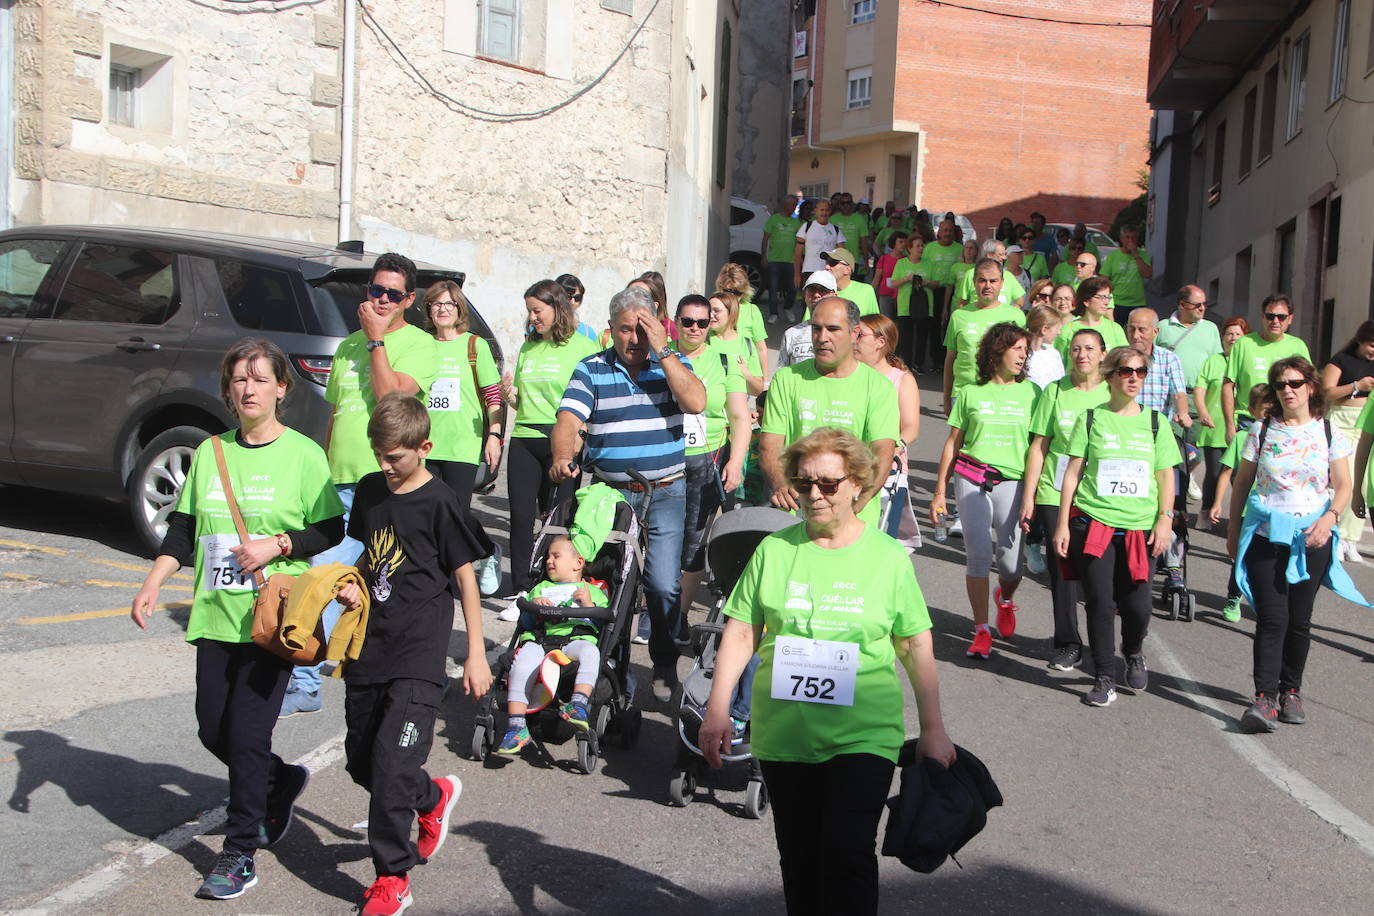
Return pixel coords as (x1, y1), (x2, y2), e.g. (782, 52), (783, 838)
(1235, 492), (1371, 608)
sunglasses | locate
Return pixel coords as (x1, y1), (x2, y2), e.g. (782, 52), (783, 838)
(678, 316), (710, 329)
(1273, 378), (1307, 390)
(790, 475), (847, 496)
(1034, 292), (1051, 301)
(1112, 365), (1149, 379)
(569, 293), (584, 302)
(1076, 260), (1094, 268)
(1263, 312), (1290, 321)
(367, 283), (407, 304)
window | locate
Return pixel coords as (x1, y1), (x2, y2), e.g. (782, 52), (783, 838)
(1208, 120), (1225, 205)
(1259, 64), (1278, 161)
(791, 74), (808, 139)
(51, 244), (178, 325)
(1330, 0), (1350, 103)
(216, 262), (305, 334)
(0, 239), (63, 319)
(480, 0), (520, 62)
(1286, 31), (1309, 140)
(1234, 245), (1253, 311)
(601, 0), (631, 12)
(851, 0), (876, 24)
(729, 206), (753, 226)
(1276, 219), (1297, 295)
(846, 67), (872, 110)
(1327, 195), (1342, 267)
(799, 181), (829, 200)
(1239, 87), (1256, 179)
(109, 64), (138, 127)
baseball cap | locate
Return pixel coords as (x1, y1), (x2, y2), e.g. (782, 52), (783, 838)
(820, 248), (856, 268)
(1006, 245), (1024, 254)
(803, 271), (838, 291)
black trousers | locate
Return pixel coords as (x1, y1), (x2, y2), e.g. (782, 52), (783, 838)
(507, 434), (578, 592)
(1038, 504), (1082, 647)
(1244, 538), (1330, 696)
(1069, 517), (1152, 678)
(344, 678), (444, 876)
(428, 458), (479, 514)
(760, 753), (895, 916)
(195, 640), (292, 855)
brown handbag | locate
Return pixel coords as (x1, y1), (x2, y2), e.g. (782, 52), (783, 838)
(211, 436), (325, 665)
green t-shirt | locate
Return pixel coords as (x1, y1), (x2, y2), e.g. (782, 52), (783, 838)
(956, 269), (1025, 309)
(512, 334), (600, 437)
(948, 380), (1038, 480)
(763, 214), (802, 263)
(836, 280), (880, 317)
(1030, 378), (1110, 505)
(947, 261), (974, 295)
(891, 257), (935, 318)
(427, 333), (499, 464)
(943, 303), (1027, 400)
(1054, 317), (1128, 363)
(1224, 333), (1311, 420)
(1022, 251), (1050, 281)
(1051, 262), (1076, 286)
(722, 523), (931, 764)
(1155, 315), (1223, 388)
(325, 324), (439, 485)
(739, 297), (768, 347)
(830, 213), (870, 253)
(1067, 407), (1182, 530)
(1194, 352), (1227, 449)
(923, 241), (964, 286)
(709, 329), (763, 379)
(520, 578), (609, 643)
(1100, 249), (1151, 311)
(761, 360), (900, 524)
(175, 429), (345, 643)
(1219, 431), (1247, 470)
(676, 340), (745, 456)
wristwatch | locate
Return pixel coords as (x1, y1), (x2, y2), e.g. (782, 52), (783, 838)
(1159, 510), (1176, 519)
(658, 345), (678, 361)
(366, 339), (385, 351)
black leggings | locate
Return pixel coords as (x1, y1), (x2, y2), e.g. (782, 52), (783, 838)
(195, 640), (292, 855)
(507, 434), (578, 592)
(1069, 517), (1152, 678)
(1200, 445), (1224, 516)
(760, 753), (895, 916)
(427, 458), (478, 513)
(1244, 537), (1331, 696)
(1038, 504), (1082, 647)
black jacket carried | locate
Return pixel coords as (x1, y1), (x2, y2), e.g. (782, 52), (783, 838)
(881, 741), (1002, 873)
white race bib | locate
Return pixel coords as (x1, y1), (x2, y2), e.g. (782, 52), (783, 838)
(770, 635), (859, 706)
(1096, 458), (1150, 497)
(1052, 455), (1070, 491)
(200, 534), (253, 592)
(684, 412), (707, 450)
(1264, 490), (1324, 516)
(537, 583), (578, 605)
(427, 376), (462, 412)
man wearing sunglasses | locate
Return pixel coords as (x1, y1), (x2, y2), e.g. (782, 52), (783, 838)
(1221, 294), (1310, 443)
(1156, 284), (1223, 391)
(1052, 240), (1087, 287)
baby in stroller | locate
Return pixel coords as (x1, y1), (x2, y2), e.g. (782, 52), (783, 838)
(498, 535), (609, 755)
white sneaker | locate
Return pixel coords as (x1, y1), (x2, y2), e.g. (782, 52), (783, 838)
(948, 516), (963, 538)
(1345, 542), (1364, 563)
(496, 591), (526, 622)
(1187, 476), (1201, 502)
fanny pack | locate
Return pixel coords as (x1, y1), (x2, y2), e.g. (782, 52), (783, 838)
(953, 452), (1004, 491)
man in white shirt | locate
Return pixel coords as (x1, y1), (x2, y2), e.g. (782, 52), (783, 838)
(793, 199), (846, 289)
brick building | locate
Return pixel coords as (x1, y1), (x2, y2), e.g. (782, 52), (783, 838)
(788, 0), (1152, 238)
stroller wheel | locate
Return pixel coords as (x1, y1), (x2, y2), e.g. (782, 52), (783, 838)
(668, 769), (695, 807)
(469, 724), (489, 762)
(576, 736), (598, 775)
(1167, 590), (1180, 621)
(593, 704), (612, 740)
(616, 707), (643, 749)
(744, 779), (769, 820)
(1182, 591), (1195, 622)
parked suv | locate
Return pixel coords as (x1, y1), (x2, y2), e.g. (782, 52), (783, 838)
(0, 226), (502, 552)
(728, 196), (771, 294)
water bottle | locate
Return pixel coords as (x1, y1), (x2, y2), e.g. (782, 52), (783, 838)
(934, 510), (949, 543)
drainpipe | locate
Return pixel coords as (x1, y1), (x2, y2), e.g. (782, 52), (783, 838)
(805, 5), (844, 191)
(337, 0), (357, 243)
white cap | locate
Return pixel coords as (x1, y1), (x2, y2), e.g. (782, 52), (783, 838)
(803, 271), (838, 291)
(1006, 245), (1024, 254)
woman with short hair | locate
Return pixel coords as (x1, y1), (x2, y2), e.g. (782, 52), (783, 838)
(1319, 321), (1374, 561)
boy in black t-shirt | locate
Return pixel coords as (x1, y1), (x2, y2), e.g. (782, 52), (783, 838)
(336, 393), (492, 916)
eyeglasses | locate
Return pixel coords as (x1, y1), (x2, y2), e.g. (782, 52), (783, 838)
(1273, 378), (1307, 390)
(790, 476), (847, 496)
(1033, 292), (1051, 301)
(678, 316), (710, 329)
(368, 283), (407, 304)
(1019, 235), (1035, 241)
(1091, 292), (1112, 301)
(429, 300), (457, 311)
(1263, 311), (1290, 322)
(1112, 365), (1148, 379)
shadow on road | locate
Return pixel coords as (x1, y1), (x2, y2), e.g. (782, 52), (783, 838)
(0, 486), (148, 557)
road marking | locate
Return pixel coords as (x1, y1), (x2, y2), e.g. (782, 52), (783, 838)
(5, 572), (36, 580)
(11, 729), (347, 916)
(0, 537), (191, 579)
(85, 579), (192, 591)
(16, 602), (190, 625)
(1152, 633), (1374, 858)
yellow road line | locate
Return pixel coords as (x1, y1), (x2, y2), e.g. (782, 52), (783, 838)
(0, 536), (191, 579)
(4, 572), (36, 580)
(85, 579), (192, 591)
(17, 601), (191, 625)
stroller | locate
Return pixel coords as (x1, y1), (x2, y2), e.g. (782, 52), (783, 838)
(1160, 424), (1196, 622)
(468, 491), (644, 774)
(669, 505), (795, 818)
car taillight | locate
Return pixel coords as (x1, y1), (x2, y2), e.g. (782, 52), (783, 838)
(293, 356), (332, 387)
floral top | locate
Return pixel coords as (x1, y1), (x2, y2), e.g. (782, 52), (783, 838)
(1241, 418), (1351, 523)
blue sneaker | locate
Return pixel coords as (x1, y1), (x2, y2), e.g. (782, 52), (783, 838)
(278, 688), (320, 718)
(496, 726), (531, 755)
(258, 763), (309, 848)
(730, 717), (748, 745)
(561, 703), (590, 732)
(195, 851), (257, 900)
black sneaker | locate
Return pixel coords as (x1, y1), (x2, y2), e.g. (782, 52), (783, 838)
(194, 851), (257, 900)
(1083, 675), (1116, 707)
(1047, 645), (1081, 671)
(1125, 654), (1148, 691)
(1278, 689), (1306, 725)
(1240, 694), (1279, 733)
(259, 763), (309, 848)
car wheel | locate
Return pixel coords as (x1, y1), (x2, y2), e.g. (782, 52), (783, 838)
(128, 426), (211, 553)
(731, 253), (765, 294)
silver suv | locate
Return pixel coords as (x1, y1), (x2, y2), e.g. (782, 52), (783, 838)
(0, 226), (502, 551)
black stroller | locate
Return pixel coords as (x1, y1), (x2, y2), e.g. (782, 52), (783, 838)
(669, 506), (795, 817)
(1160, 424), (1196, 622)
(468, 493), (644, 774)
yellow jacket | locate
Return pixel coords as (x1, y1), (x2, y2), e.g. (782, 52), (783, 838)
(278, 563), (370, 677)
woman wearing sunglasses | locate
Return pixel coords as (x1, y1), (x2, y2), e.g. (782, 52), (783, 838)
(1054, 276), (1127, 363)
(1018, 229), (1050, 282)
(556, 273), (598, 343)
(499, 280), (599, 596)
(1053, 346), (1180, 707)
(931, 322), (1037, 660)
(1230, 357), (1357, 732)
(698, 427), (955, 916)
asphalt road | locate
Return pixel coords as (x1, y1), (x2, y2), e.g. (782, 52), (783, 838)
(3, 328), (1374, 915)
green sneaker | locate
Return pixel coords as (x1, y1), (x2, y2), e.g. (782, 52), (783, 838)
(1222, 597), (1242, 623)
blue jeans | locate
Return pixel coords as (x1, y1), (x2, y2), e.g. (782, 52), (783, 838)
(730, 654), (760, 721)
(767, 262), (796, 315)
(288, 484), (363, 694)
(680, 452), (724, 572)
(623, 477), (686, 670)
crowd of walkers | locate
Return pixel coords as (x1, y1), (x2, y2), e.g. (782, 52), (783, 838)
(126, 199), (1374, 914)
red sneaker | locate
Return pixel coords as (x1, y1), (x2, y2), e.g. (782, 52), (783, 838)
(966, 627), (993, 659)
(994, 586), (1017, 639)
(361, 874), (412, 916)
(416, 775), (462, 861)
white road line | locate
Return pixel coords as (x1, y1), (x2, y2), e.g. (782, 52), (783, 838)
(1151, 634), (1374, 858)
(8, 730), (347, 916)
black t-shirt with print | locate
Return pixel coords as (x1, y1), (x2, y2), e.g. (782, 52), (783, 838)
(345, 472), (484, 686)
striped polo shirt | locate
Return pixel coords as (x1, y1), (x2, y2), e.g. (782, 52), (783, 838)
(558, 348), (695, 482)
